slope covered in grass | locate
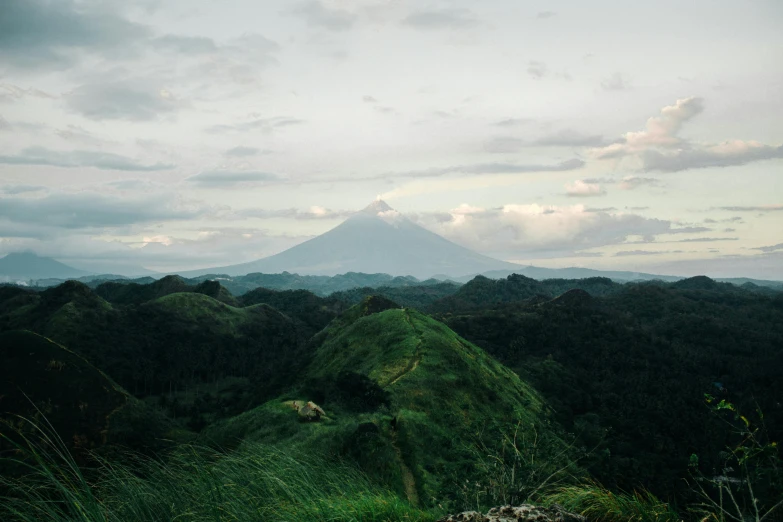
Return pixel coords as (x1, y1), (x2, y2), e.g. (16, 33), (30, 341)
(203, 297), (570, 510)
(0, 331), (185, 474)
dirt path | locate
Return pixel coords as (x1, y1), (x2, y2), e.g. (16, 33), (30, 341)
(384, 310), (422, 388)
(390, 429), (420, 507)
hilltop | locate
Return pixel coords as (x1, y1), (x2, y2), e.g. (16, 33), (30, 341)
(202, 296), (573, 507)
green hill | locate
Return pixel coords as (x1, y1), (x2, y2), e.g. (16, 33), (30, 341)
(437, 278), (783, 499)
(203, 297), (572, 509)
(0, 331), (185, 472)
(94, 275), (238, 306)
(429, 274), (621, 313)
(0, 282), (306, 429)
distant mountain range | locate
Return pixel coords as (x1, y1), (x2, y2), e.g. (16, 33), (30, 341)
(3, 201), (782, 287)
(179, 200), (522, 279)
(0, 252), (89, 281)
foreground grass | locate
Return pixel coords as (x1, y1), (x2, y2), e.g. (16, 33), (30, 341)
(1, 423), (434, 522)
(546, 481), (681, 522)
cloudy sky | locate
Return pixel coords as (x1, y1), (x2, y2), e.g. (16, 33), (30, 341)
(1, 0), (782, 278)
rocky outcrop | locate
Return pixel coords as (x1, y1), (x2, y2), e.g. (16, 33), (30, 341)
(437, 504), (587, 522)
(285, 400), (326, 421)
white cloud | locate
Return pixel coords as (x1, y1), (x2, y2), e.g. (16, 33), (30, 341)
(592, 97), (783, 172)
(565, 180), (606, 197)
(410, 203), (693, 258)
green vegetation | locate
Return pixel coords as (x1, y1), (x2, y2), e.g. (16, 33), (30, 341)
(0, 282), (305, 426)
(0, 331), (186, 470)
(545, 482), (681, 522)
(436, 275), (783, 503)
(330, 281), (461, 309)
(0, 425), (433, 522)
(1, 273), (781, 521)
(202, 297), (569, 510)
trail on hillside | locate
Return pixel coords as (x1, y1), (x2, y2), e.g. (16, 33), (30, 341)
(390, 429), (420, 507)
(385, 309), (422, 388)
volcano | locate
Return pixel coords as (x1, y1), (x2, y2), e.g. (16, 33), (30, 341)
(183, 200), (521, 279)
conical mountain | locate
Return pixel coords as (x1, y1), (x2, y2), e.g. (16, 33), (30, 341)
(183, 200), (521, 279)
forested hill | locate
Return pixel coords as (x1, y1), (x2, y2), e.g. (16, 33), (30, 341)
(434, 275), (783, 499)
(1, 273), (781, 515)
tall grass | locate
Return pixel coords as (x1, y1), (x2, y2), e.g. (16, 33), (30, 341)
(0, 418), (434, 522)
(545, 481), (682, 522)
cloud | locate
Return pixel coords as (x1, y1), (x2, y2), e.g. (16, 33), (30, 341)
(483, 136), (525, 153)
(224, 146), (266, 157)
(0, 0), (149, 70)
(186, 171), (283, 187)
(595, 97), (703, 159)
(399, 159), (585, 178)
(716, 205), (783, 212)
(151, 34), (218, 54)
(291, 1), (356, 31)
(410, 203), (692, 258)
(527, 61), (548, 79)
(565, 180), (606, 197)
(642, 142), (783, 172)
(402, 8), (479, 30)
(0, 83), (56, 102)
(0, 147), (174, 171)
(618, 176), (661, 190)
(362, 95), (378, 103)
(601, 72), (632, 91)
(0, 184), (47, 195)
(536, 11), (556, 19)
(674, 237), (739, 242)
(614, 250), (669, 257)
(592, 97), (783, 172)
(374, 105), (396, 115)
(493, 118), (533, 127)
(66, 81), (184, 121)
(534, 129), (609, 147)
(754, 243), (783, 253)
(238, 206), (353, 220)
(0, 192), (211, 233)
(206, 117), (305, 133)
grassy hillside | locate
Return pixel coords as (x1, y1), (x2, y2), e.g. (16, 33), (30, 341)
(203, 297), (575, 510)
(0, 282), (306, 428)
(0, 331), (186, 474)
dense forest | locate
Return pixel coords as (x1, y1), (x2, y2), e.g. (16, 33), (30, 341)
(1, 273), (781, 521)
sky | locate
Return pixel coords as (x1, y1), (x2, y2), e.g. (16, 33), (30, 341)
(0, 0), (782, 278)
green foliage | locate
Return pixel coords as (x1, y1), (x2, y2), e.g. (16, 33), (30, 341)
(455, 419), (586, 512)
(688, 398), (782, 522)
(0, 419), (435, 522)
(437, 276), (783, 501)
(330, 282), (461, 310)
(428, 274), (620, 312)
(545, 482), (681, 522)
(0, 331), (184, 473)
(0, 285), (306, 424)
(200, 299), (567, 510)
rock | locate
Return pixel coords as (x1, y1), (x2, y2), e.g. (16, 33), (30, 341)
(437, 504), (586, 522)
(286, 399), (326, 421)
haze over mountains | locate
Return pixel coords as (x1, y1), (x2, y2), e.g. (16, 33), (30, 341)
(181, 200), (521, 279)
(2, 201), (783, 288)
